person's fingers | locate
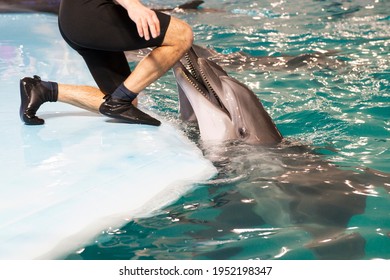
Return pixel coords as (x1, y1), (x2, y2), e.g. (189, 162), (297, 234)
(135, 18), (144, 39)
(147, 20), (157, 39)
(131, 10), (161, 40)
(141, 17), (150, 40)
(150, 12), (160, 38)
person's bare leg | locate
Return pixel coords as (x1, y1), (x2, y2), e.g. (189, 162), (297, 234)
(58, 17), (192, 113)
(58, 84), (139, 112)
(19, 77), (141, 125)
(20, 17), (191, 125)
(123, 17), (193, 93)
(99, 17), (193, 126)
(57, 84), (104, 113)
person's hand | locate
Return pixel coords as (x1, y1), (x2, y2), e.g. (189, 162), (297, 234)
(115, 0), (160, 41)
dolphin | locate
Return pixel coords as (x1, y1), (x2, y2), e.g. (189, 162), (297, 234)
(170, 47), (390, 259)
(0, 0), (206, 14)
(186, 44), (345, 72)
(173, 46), (283, 145)
(127, 44), (345, 73)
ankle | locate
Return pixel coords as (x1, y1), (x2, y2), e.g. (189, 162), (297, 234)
(111, 83), (138, 102)
(32, 75), (58, 102)
(42, 80), (58, 102)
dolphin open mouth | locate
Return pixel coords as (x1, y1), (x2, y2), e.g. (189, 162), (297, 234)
(179, 48), (231, 119)
(173, 46), (283, 145)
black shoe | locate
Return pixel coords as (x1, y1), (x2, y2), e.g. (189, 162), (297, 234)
(99, 97), (161, 126)
(19, 75), (58, 125)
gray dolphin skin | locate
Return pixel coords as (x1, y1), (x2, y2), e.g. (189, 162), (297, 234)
(170, 52), (390, 257)
(172, 48), (390, 259)
(126, 44), (344, 72)
(173, 46), (283, 145)
(182, 44), (345, 72)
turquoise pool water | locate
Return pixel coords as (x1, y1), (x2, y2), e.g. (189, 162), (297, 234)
(1, 0), (389, 260)
(65, 0), (389, 260)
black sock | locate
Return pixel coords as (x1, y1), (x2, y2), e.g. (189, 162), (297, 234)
(111, 83), (138, 102)
(33, 75), (58, 102)
(41, 81), (58, 102)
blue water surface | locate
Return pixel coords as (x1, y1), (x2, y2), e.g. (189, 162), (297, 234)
(2, 0), (389, 260)
(67, 0), (390, 260)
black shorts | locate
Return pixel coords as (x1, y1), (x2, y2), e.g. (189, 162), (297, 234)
(58, 0), (171, 95)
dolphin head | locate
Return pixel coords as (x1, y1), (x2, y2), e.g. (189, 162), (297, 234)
(173, 47), (283, 145)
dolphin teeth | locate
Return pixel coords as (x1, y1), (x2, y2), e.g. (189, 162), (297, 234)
(184, 53), (202, 82)
(199, 67), (225, 109)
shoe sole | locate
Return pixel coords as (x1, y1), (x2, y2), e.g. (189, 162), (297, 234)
(99, 101), (161, 126)
(102, 111), (161, 126)
(19, 79), (28, 121)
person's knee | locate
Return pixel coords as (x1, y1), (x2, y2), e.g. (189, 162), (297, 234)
(165, 17), (193, 53)
(178, 21), (193, 52)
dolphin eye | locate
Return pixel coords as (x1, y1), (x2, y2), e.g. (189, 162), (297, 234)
(238, 127), (248, 138)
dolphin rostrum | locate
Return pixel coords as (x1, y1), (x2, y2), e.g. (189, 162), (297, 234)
(173, 46), (283, 145)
